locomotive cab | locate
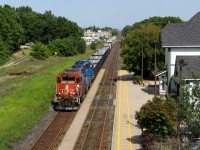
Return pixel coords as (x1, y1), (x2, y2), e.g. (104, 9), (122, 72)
(54, 70), (82, 111)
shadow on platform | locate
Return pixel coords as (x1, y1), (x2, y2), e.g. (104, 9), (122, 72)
(127, 136), (143, 150)
(141, 85), (155, 94)
(127, 135), (141, 144)
(116, 73), (134, 81)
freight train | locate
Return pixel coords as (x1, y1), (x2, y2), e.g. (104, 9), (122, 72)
(53, 36), (116, 111)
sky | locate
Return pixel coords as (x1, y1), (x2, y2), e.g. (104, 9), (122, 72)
(1, 0), (200, 30)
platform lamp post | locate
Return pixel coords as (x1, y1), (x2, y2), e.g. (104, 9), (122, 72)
(154, 41), (157, 96)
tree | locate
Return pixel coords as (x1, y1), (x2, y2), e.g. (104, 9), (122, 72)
(131, 16), (183, 30)
(47, 37), (84, 57)
(90, 42), (97, 50)
(0, 40), (10, 65)
(121, 25), (134, 36)
(0, 4), (86, 65)
(16, 6), (83, 45)
(31, 42), (50, 60)
(60, 38), (77, 56)
(179, 75), (200, 138)
(121, 16), (184, 76)
(121, 16), (183, 36)
(0, 5), (24, 51)
(111, 29), (119, 36)
(121, 24), (164, 76)
(135, 95), (177, 135)
(77, 38), (86, 54)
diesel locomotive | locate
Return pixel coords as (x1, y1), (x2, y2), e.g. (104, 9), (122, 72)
(53, 36), (116, 111)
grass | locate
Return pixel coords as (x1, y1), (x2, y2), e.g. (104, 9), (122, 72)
(0, 50), (93, 149)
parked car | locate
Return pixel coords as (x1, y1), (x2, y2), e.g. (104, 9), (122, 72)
(25, 42), (34, 46)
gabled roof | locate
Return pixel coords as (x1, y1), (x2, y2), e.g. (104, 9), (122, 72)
(174, 56), (200, 81)
(161, 12), (200, 47)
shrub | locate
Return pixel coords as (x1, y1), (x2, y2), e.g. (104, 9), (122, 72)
(141, 133), (179, 150)
(0, 41), (10, 65)
(77, 38), (86, 54)
(31, 42), (50, 60)
(135, 95), (177, 135)
(188, 122), (200, 138)
(47, 37), (85, 56)
(133, 75), (143, 84)
(47, 39), (63, 56)
(90, 42), (96, 50)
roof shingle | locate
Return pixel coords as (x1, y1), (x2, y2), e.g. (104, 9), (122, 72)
(174, 56), (200, 80)
(161, 12), (200, 47)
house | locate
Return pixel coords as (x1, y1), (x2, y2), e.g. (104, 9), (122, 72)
(82, 30), (111, 42)
(158, 12), (200, 95)
(171, 56), (200, 97)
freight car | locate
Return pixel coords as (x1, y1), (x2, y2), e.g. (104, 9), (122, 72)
(89, 46), (110, 77)
(53, 37), (116, 111)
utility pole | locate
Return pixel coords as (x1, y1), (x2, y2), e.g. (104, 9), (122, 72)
(141, 44), (144, 80)
(177, 58), (187, 149)
(154, 41), (157, 95)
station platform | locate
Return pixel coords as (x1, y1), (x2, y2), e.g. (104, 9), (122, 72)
(111, 70), (154, 150)
(58, 69), (155, 150)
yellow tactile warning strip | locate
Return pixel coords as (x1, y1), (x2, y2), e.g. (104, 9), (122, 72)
(116, 70), (132, 150)
(112, 70), (154, 150)
(125, 72), (133, 150)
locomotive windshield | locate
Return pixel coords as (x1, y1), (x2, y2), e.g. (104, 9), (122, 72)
(57, 77), (61, 83)
(76, 77), (81, 83)
(62, 73), (75, 83)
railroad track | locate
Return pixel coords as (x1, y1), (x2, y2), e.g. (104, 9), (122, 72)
(75, 40), (120, 150)
(31, 111), (76, 150)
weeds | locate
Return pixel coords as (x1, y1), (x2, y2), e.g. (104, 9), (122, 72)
(0, 51), (93, 149)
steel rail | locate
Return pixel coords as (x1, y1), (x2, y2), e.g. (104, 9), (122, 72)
(99, 43), (120, 150)
(80, 43), (119, 150)
(31, 112), (76, 150)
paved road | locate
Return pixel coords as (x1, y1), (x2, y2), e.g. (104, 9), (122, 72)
(112, 70), (154, 150)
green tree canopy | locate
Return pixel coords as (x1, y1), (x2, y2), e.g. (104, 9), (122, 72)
(31, 42), (50, 60)
(16, 7), (83, 44)
(0, 40), (10, 65)
(0, 5), (24, 51)
(90, 42), (97, 50)
(121, 16), (183, 77)
(121, 24), (164, 76)
(121, 16), (183, 36)
(0, 4), (85, 63)
(47, 37), (86, 56)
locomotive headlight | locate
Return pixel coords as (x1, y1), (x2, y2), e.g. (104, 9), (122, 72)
(66, 85), (68, 89)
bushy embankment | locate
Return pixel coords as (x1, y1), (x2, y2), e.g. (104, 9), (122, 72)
(0, 50), (93, 149)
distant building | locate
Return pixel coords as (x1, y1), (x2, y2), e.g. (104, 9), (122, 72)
(82, 30), (111, 42)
